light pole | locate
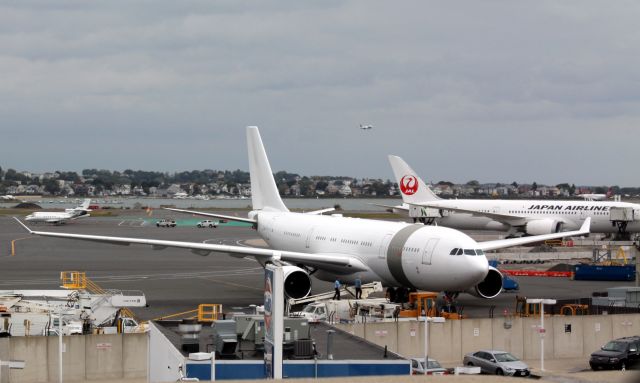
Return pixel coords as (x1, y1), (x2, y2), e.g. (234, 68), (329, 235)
(421, 316), (445, 375)
(526, 298), (556, 372)
(58, 305), (63, 383)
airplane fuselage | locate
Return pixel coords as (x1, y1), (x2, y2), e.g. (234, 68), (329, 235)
(254, 211), (489, 292)
(429, 200), (640, 234)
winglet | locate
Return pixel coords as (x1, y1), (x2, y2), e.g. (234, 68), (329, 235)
(13, 217), (34, 234)
(580, 217), (591, 234)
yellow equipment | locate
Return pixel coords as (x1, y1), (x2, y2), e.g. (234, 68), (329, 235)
(398, 292), (464, 320)
(560, 304), (589, 316)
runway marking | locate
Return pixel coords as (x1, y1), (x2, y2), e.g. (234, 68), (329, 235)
(0, 268), (264, 286)
(10, 236), (35, 256)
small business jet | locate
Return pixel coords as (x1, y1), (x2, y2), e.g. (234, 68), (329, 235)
(577, 189), (612, 201)
(360, 124), (373, 130)
(15, 128), (589, 300)
(385, 155), (640, 236)
(24, 198), (92, 224)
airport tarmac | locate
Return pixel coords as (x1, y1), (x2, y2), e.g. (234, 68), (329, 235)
(0, 211), (636, 320)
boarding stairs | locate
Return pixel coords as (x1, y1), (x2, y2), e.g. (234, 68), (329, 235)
(287, 281), (383, 307)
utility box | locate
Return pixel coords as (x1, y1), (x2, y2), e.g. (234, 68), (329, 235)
(610, 207), (635, 222)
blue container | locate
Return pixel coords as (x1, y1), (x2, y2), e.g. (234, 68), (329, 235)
(572, 264), (636, 281)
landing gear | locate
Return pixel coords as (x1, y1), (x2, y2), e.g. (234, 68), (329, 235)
(615, 221), (631, 240)
(416, 217), (436, 225)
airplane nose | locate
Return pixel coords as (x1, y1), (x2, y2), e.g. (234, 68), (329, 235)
(468, 255), (489, 283)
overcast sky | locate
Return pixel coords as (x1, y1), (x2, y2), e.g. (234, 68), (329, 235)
(1, 1), (639, 186)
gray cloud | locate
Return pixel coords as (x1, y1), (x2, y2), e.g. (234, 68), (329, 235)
(1, 1), (639, 186)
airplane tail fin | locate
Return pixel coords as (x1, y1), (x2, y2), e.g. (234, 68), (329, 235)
(247, 126), (289, 212)
(388, 155), (440, 203)
(80, 198), (91, 210)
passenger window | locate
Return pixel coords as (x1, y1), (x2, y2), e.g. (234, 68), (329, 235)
(450, 248), (458, 255)
(464, 249), (476, 256)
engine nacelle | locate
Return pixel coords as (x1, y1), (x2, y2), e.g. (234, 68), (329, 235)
(282, 265), (312, 299)
(525, 219), (563, 236)
(466, 266), (503, 299)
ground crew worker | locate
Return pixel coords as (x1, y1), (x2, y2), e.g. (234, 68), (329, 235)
(333, 279), (341, 300)
(354, 276), (362, 299)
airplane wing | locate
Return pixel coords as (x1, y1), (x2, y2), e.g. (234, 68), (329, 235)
(369, 202), (410, 212)
(478, 218), (590, 251)
(13, 218), (368, 272)
(413, 202), (528, 226)
(304, 208), (335, 215)
(162, 208), (257, 225)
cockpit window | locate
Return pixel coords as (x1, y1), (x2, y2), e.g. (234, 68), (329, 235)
(456, 248), (463, 255)
(476, 249), (484, 256)
(450, 248), (459, 255)
(464, 249), (476, 256)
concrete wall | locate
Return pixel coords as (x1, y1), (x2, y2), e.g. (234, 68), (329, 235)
(335, 313), (640, 364)
(0, 333), (147, 383)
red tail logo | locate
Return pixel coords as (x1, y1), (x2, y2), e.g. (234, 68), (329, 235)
(400, 175), (418, 195)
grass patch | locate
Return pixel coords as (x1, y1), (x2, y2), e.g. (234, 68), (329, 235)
(0, 208), (38, 216)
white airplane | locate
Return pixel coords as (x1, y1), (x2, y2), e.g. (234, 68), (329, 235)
(14, 127), (590, 300)
(577, 189), (612, 201)
(0, 194), (15, 201)
(24, 198), (92, 224)
(386, 155), (640, 236)
(360, 124), (373, 130)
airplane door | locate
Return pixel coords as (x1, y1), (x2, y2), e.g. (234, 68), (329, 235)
(305, 227), (316, 249)
(422, 238), (440, 265)
(379, 234), (393, 259)
(492, 206), (500, 214)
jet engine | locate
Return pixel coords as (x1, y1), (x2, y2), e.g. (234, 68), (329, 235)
(282, 265), (312, 299)
(525, 219), (563, 236)
(466, 266), (503, 299)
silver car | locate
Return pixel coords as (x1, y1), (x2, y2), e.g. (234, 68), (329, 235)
(463, 350), (530, 376)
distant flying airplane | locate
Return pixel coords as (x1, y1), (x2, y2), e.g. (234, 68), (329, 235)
(15, 127), (589, 302)
(384, 155), (640, 236)
(25, 198), (92, 224)
(360, 124), (373, 130)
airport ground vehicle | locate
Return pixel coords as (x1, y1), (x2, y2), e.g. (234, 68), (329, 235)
(156, 219), (176, 228)
(197, 220), (218, 228)
(589, 336), (640, 370)
(463, 350), (530, 376)
(398, 292), (464, 320)
(293, 298), (398, 323)
(410, 357), (448, 375)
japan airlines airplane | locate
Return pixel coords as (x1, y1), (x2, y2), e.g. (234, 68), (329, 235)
(387, 156), (640, 236)
(24, 198), (92, 224)
(14, 128), (590, 300)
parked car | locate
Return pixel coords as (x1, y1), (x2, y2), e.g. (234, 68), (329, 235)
(463, 350), (530, 376)
(589, 336), (640, 370)
(197, 220), (218, 228)
(410, 357), (449, 375)
(156, 219), (176, 228)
